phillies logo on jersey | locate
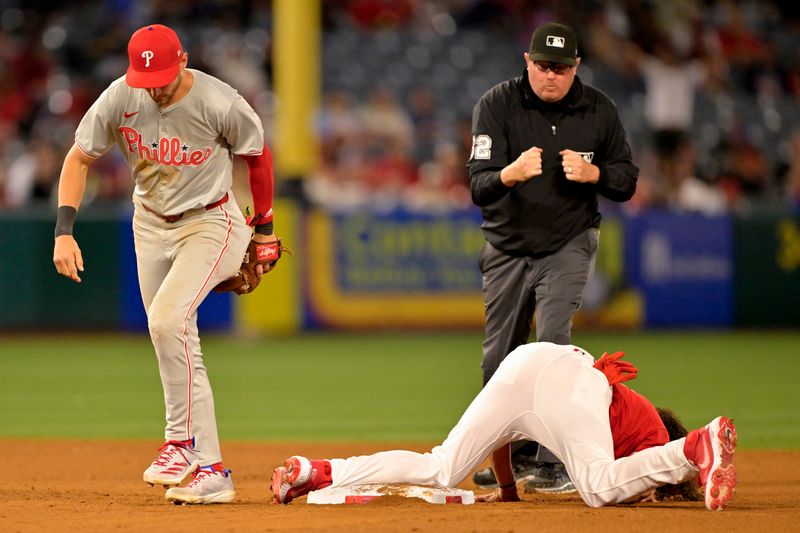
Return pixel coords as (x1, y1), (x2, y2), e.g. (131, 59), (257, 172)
(118, 126), (211, 166)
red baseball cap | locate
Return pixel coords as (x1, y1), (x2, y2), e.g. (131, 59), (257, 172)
(126, 24), (183, 88)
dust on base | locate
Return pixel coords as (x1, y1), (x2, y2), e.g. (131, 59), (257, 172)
(306, 484), (475, 505)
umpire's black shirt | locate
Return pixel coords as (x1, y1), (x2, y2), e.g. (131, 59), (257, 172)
(468, 72), (638, 257)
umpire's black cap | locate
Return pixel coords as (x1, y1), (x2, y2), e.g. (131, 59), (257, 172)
(528, 22), (578, 66)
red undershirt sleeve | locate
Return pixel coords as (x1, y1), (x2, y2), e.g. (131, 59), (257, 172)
(242, 144), (274, 234)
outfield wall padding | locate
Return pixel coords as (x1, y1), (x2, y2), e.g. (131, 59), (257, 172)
(2, 206), (798, 330)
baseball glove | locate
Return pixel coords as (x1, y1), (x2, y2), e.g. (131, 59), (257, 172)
(214, 237), (290, 295)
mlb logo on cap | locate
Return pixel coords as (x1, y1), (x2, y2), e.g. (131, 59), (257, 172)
(528, 22), (578, 66)
(126, 24), (183, 88)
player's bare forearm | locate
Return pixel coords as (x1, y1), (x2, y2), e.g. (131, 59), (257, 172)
(491, 444), (514, 486)
(492, 443), (520, 501)
(58, 143), (94, 208)
(475, 443), (520, 503)
(53, 143), (94, 283)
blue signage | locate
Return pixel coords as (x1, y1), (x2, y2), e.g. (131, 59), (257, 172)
(625, 212), (733, 327)
(119, 219), (233, 332)
(332, 208), (485, 292)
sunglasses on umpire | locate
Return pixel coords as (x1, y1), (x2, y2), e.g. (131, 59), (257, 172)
(533, 61), (573, 75)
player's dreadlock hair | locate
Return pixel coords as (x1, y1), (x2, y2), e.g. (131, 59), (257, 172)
(654, 407), (702, 502)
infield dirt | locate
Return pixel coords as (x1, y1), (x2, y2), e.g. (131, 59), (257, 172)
(2, 439), (798, 532)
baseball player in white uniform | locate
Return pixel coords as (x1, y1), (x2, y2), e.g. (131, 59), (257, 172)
(53, 24), (280, 505)
(272, 343), (738, 511)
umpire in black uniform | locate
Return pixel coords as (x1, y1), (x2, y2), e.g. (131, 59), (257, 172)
(468, 22), (638, 492)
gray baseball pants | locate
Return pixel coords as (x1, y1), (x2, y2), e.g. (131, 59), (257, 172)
(478, 227), (599, 463)
(132, 193), (250, 465)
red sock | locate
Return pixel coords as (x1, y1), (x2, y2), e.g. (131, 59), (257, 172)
(204, 461), (226, 473)
(168, 438), (194, 449)
(312, 459), (333, 485)
(683, 429), (700, 466)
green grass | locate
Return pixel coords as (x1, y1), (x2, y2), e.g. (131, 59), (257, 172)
(0, 331), (797, 448)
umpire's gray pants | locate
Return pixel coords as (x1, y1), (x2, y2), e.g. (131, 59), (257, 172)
(479, 227), (599, 386)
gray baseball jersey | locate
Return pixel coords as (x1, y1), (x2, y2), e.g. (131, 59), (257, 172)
(75, 68), (264, 215)
(74, 68), (264, 467)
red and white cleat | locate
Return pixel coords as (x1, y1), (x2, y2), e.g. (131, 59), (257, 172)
(271, 455), (332, 504)
(165, 465), (235, 505)
(684, 416), (738, 511)
(143, 440), (199, 487)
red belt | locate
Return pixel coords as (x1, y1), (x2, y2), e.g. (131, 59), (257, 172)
(143, 193), (229, 222)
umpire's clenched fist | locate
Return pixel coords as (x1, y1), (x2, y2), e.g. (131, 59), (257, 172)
(560, 149), (600, 184)
(501, 147), (543, 186)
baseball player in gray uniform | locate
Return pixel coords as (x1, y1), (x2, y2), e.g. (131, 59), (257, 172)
(52, 24), (282, 505)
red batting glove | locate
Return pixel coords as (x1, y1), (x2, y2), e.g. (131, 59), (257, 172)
(593, 351), (639, 385)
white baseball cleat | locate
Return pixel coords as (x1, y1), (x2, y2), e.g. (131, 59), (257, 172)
(165, 466), (235, 505)
(143, 440), (199, 487)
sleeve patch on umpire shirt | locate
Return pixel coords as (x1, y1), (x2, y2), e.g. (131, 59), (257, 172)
(470, 134), (492, 160)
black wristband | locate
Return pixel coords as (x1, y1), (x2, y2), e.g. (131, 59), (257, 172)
(254, 222), (274, 235)
(498, 482), (516, 490)
(55, 206), (77, 237)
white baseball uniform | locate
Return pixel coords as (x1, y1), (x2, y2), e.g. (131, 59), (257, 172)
(75, 69), (264, 465)
(327, 342), (699, 507)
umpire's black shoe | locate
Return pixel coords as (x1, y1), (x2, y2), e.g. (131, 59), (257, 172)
(521, 462), (556, 490)
(523, 463), (576, 494)
(471, 456), (540, 488)
(472, 467), (499, 488)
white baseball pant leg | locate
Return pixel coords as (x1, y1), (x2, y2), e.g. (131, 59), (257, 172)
(328, 350), (543, 488)
(329, 343), (698, 505)
(508, 344), (699, 507)
(133, 194), (249, 465)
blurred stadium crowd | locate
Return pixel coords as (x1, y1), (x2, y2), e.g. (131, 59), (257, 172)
(1, 0), (799, 215)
